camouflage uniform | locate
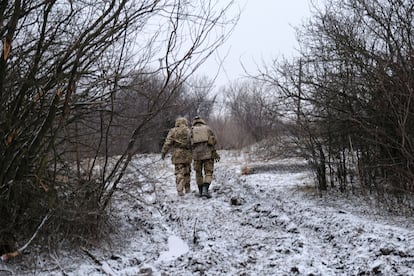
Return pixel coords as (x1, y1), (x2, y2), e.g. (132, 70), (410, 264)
(190, 116), (217, 198)
(161, 118), (192, 196)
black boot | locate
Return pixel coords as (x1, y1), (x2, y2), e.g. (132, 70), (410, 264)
(202, 183), (211, 198)
(197, 185), (203, 197)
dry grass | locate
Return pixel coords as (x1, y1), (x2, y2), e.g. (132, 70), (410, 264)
(241, 165), (253, 175)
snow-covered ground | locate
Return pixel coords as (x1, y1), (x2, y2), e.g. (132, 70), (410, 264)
(1, 150), (414, 275)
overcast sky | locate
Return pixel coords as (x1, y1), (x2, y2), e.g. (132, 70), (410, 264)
(198, 1), (321, 88)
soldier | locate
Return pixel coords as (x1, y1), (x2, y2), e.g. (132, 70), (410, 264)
(161, 117), (192, 196)
(190, 116), (220, 198)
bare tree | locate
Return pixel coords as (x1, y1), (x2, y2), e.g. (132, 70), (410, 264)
(181, 75), (217, 120)
(225, 80), (281, 144)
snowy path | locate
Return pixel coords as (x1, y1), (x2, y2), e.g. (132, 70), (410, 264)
(150, 156), (414, 276)
(1, 152), (414, 275)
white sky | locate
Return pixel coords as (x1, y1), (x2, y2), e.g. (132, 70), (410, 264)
(198, 0), (320, 88)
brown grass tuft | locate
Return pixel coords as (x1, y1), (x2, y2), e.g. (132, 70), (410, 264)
(241, 165), (253, 175)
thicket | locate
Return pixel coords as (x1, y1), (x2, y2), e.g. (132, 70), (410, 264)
(257, 0), (414, 209)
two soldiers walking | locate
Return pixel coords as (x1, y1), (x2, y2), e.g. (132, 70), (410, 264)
(161, 116), (219, 198)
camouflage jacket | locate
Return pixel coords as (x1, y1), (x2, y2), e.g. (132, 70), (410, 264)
(161, 120), (192, 164)
(191, 122), (217, 161)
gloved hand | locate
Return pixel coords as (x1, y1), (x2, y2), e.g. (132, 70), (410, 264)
(161, 152), (166, 160)
(212, 150), (220, 163)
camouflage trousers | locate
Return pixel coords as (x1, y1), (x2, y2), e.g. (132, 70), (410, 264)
(193, 159), (214, 186)
(175, 163), (191, 195)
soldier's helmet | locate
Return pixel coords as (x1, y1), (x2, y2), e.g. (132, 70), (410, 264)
(175, 117), (188, 127)
(192, 115), (206, 126)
